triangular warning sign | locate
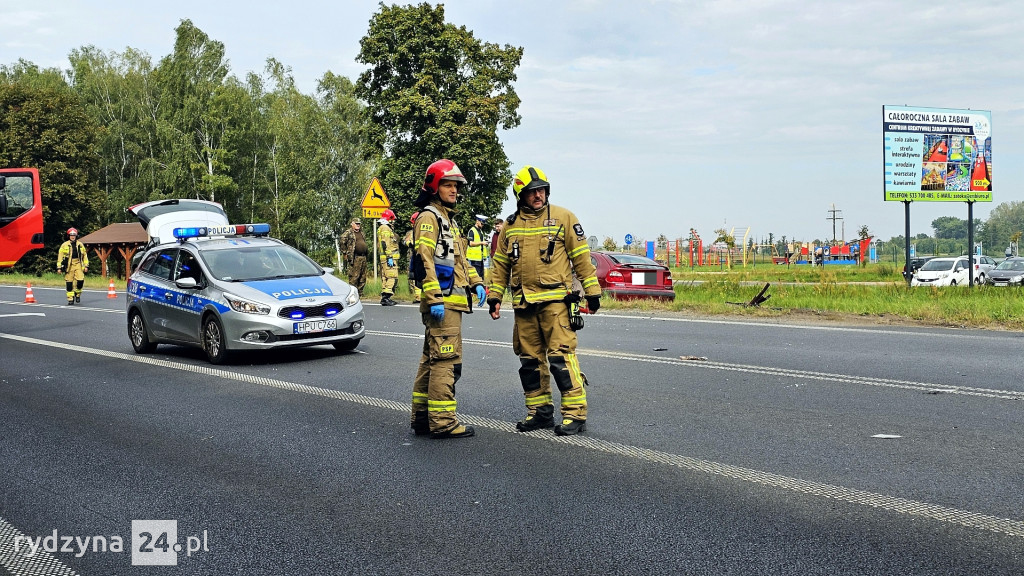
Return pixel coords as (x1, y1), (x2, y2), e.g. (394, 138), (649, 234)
(361, 178), (390, 209)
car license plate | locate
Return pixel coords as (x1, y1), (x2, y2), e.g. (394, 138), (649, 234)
(631, 272), (657, 285)
(293, 319), (337, 334)
(994, 282), (1008, 287)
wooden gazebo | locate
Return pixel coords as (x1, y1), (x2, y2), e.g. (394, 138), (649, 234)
(78, 223), (148, 279)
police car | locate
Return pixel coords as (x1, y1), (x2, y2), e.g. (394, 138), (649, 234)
(126, 216), (364, 364)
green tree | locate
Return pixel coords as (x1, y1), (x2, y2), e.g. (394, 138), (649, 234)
(980, 201), (1024, 252)
(0, 80), (102, 273)
(602, 236), (617, 251)
(857, 224), (871, 239)
(355, 2), (523, 225)
(932, 216), (967, 240)
(713, 228), (735, 248)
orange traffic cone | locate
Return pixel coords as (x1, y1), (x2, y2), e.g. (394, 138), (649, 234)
(107, 279), (117, 298)
(24, 282), (36, 303)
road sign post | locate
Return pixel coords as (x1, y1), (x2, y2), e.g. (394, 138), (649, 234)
(361, 178), (391, 279)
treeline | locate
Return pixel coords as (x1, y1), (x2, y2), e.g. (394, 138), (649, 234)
(2, 5), (523, 273)
(1, 20), (376, 272)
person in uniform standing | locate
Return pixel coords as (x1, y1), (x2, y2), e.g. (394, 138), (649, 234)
(409, 159), (486, 439)
(466, 214), (488, 280)
(57, 227), (89, 305)
(488, 165), (602, 436)
(378, 209), (400, 306)
(404, 212), (420, 303)
(339, 218), (368, 295)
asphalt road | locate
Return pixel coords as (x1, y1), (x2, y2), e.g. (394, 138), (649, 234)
(1, 284), (1022, 575)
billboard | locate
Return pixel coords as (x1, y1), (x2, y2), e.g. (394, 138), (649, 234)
(883, 105), (992, 202)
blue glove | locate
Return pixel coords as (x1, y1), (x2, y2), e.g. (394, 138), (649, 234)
(387, 257), (394, 267)
(430, 303), (445, 321)
(475, 285), (487, 307)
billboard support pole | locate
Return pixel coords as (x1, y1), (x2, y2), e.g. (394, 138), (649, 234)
(967, 201), (975, 287)
(904, 201), (912, 287)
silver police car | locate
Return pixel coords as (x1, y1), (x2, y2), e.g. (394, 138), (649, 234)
(126, 222), (364, 364)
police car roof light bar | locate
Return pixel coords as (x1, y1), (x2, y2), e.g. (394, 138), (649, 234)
(172, 223), (271, 242)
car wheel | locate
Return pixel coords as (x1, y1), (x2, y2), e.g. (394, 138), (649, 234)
(128, 310), (157, 354)
(202, 315), (230, 364)
(332, 338), (360, 352)
(977, 274), (985, 285)
(949, 279), (957, 286)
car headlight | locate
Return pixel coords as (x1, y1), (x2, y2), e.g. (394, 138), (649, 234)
(223, 292), (271, 315)
(1011, 275), (1024, 283)
(345, 285), (360, 307)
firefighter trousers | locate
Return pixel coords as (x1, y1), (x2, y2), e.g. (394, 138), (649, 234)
(512, 302), (588, 421)
(380, 259), (398, 296)
(410, 309), (464, 433)
(64, 261), (86, 300)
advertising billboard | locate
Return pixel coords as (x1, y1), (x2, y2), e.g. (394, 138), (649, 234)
(883, 105), (992, 202)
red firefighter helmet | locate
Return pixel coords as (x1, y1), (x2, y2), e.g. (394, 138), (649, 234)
(410, 211), (420, 224)
(380, 209), (396, 222)
(67, 227), (79, 236)
(422, 159), (467, 194)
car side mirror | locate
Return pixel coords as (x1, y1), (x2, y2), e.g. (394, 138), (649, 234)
(175, 277), (199, 289)
(0, 193), (7, 216)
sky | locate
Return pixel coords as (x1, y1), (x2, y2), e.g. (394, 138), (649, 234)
(3, 0), (1023, 247)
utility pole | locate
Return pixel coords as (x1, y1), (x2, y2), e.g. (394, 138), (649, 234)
(827, 203), (843, 243)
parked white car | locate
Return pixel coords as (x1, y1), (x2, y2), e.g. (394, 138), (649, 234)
(911, 257), (971, 287)
(969, 254), (997, 284)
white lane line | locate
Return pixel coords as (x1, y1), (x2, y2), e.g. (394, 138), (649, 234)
(0, 313), (45, 318)
(0, 300), (123, 314)
(0, 515), (80, 576)
(366, 330), (1024, 401)
(2, 331), (1023, 540)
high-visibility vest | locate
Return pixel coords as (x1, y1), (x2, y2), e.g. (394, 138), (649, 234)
(467, 226), (487, 261)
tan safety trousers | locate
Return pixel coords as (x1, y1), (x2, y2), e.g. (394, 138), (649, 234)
(410, 310), (465, 433)
(512, 302), (588, 421)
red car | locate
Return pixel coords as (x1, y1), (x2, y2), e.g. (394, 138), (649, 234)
(590, 251), (676, 301)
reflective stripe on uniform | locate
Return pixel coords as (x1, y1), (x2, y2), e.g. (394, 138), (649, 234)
(505, 226), (561, 237)
(428, 399), (457, 412)
(493, 252), (510, 265)
(582, 276), (600, 289)
(412, 392), (428, 406)
(561, 389), (587, 405)
(416, 237), (437, 250)
(422, 281), (441, 292)
(526, 289), (568, 303)
(569, 245), (590, 258)
(443, 293), (469, 307)
(489, 284), (506, 298)
(525, 393), (553, 407)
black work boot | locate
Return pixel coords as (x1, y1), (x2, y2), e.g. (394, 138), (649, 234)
(431, 424), (475, 439)
(516, 404), (555, 432)
(516, 413), (555, 432)
(380, 296), (397, 306)
(554, 418), (587, 436)
(67, 299), (74, 306)
(411, 412), (430, 436)
(74, 294), (81, 303)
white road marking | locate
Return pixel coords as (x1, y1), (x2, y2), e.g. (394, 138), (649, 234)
(0, 515), (80, 576)
(0, 313), (45, 318)
(366, 330), (1024, 401)
(2, 331), (1023, 540)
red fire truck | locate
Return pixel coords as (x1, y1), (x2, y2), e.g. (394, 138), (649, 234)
(0, 168), (45, 267)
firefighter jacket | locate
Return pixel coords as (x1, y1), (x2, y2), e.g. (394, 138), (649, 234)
(57, 240), (89, 272)
(488, 203), (600, 309)
(412, 200), (483, 312)
(378, 222), (400, 262)
(466, 225), (488, 262)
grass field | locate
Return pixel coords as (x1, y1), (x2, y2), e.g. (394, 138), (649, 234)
(5, 263), (1022, 331)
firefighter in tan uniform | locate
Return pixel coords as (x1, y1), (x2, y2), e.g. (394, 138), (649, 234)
(57, 227), (89, 305)
(409, 159), (487, 439)
(378, 209), (400, 306)
(488, 166), (602, 436)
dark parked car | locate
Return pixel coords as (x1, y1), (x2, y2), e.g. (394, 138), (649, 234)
(590, 251), (675, 301)
(985, 257), (1024, 286)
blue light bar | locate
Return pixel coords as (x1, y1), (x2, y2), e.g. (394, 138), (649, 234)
(173, 223), (271, 241)
(173, 227), (208, 239)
